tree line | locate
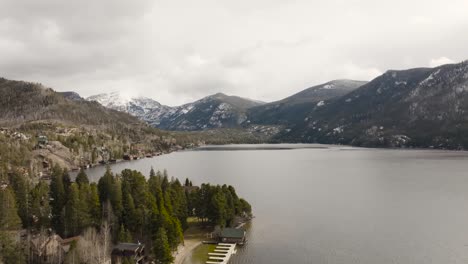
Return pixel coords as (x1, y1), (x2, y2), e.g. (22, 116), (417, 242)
(0, 166), (252, 264)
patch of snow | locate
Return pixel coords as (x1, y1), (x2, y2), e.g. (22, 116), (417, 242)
(322, 84), (335, 89)
(316, 101), (325, 107)
(345, 98), (352, 103)
(420, 69), (440, 86)
(333, 126), (344, 133)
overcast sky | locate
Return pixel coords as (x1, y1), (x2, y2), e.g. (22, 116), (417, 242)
(1, 0), (467, 106)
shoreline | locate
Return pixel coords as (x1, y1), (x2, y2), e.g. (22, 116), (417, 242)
(173, 238), (203, 264)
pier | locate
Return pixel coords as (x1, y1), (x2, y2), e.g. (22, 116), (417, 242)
(205, 243), (236, 264)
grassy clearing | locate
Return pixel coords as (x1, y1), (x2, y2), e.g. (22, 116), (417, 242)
(182, 244), (217, 264)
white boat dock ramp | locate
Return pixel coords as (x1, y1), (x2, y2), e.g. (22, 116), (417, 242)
(206, 243), (236, 264)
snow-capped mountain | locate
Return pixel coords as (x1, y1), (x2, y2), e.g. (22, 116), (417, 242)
(87, 92), (172, 126)
(87, 92), (265, 130)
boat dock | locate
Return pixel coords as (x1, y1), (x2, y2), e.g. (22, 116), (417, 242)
(206, 243), (236, 264)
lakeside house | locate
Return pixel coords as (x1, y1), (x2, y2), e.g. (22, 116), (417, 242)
(219, 228), (246, 245)
(111, 242), (146, 264)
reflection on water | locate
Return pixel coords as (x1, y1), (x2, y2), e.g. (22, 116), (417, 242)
(82, 145), (468, 264)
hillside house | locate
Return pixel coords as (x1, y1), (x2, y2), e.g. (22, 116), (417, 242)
(111, 243), (146, 264)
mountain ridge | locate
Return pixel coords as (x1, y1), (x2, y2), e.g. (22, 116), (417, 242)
(277, 60), (468, 148)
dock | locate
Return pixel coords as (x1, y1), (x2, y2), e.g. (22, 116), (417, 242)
(206, 243), (236, 264)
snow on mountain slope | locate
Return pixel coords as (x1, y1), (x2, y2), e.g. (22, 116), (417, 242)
(87, 92), (172, 126)
(87, 92), (265, 130)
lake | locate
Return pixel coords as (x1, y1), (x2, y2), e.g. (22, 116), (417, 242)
(82, 144), (468, 264)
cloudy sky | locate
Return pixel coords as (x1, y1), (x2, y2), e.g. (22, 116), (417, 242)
(1, 0), (467, 106)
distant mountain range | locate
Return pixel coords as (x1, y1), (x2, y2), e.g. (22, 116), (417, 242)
(87, 92), (265, 130)
(247, 79), (367, 126)
(3, 59), (467, 149)
(86, 60), (468, 148)
(278, 61), (468, 148)
(86, 80), (366, 131)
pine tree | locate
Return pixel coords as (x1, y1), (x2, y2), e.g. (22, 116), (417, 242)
(50, 166), (68, 235)
(88, 183), (101, 227)
(152, 228), (173, 264)
(75, 169), (89, 187)
(9, 172), (29, 228)
(64, 183), (81, 237)
(0, 187), (22, 230)
(0, 231), (26, 263)
(29, 181), (51, 229)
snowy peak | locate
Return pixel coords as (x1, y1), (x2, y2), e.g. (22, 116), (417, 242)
(86, 92), (170, 126)
(86, 91), (265, 130)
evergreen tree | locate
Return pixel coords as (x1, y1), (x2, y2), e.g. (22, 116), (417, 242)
(75, 169), (89, 187)
(50, 165), (66, 234)
(152, 228), (173, 264)
(0, 187), (22, 230)
(118, 224), (133, 243)
(9, 172), (30, 227)
(0, 231), (26, 264)
(64, 183), (81, 237)
(29, 181), (51, 229)
(88, 183), (101, 227)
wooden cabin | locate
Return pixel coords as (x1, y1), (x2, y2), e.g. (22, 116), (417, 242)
(219, 228), (246, 245)
(111, 243), (146, 264)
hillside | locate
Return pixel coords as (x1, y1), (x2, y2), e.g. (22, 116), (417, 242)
(0, 78), (196, 173)
(88, 92), (265, 131)
(247, 79), (366, 125)
(87, 92), (172, 126)
(159, 93), (265, 130)
(278, 61), (468, 149)
(0, 78), (142, 128)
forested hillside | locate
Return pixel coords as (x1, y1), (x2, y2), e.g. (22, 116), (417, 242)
(0, 167), (251, 263)
(278, 61), (468, 148)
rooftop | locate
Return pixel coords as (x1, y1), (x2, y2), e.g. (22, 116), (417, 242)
(112, 243), (144, 253)
(220, 228), (245, 239)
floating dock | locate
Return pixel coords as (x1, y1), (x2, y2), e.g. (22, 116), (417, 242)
(206, 243), (236, 264)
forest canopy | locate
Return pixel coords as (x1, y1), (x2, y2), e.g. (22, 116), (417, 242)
(0, 166), (252, 264)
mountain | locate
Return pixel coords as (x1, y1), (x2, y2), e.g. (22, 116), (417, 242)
(59, 91), (84, 101)
(278, 61), (468, 149)
(247, 79), (366, 125)
(87, 92), (172, 126)
(87, 92), (265, 131)
(158, 93), (265, 130)
(0, 79), (144, 128)
(0, 77), (194, 171)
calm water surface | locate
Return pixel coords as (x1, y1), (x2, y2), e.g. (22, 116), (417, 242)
(83, 144), (468, 264)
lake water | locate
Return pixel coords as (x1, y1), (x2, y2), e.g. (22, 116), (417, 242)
(83, 144), (468, 264)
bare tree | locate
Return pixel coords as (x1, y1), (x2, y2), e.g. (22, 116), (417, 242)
(77, 222), (111, 264)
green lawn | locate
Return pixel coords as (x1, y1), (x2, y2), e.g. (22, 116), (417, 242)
(183, 244), (218, 264)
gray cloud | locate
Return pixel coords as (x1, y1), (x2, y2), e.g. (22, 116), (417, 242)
(0, 0), (467, 105)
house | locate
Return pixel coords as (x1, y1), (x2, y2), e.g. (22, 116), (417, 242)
(219, 228), (246, 245)
(37, 135), (48, 145)
(111, 243), (146, 264)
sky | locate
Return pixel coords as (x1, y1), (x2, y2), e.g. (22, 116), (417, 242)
(0, 0), (467, 106)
